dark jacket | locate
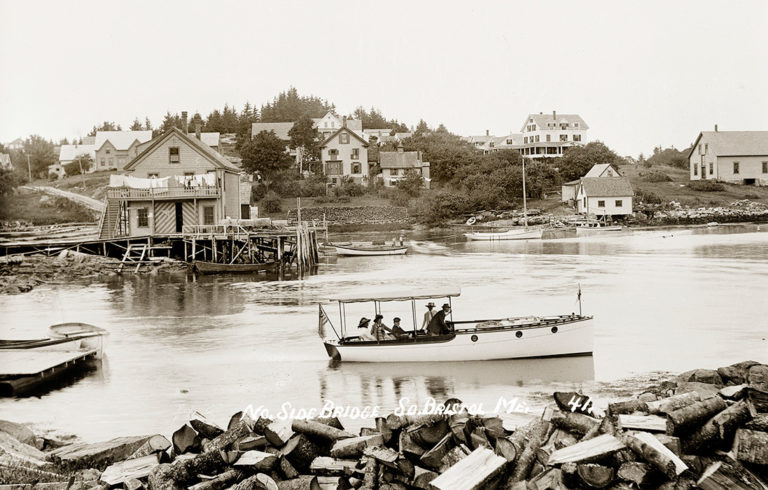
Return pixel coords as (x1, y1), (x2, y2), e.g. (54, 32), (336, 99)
(427, 310), (450, 335)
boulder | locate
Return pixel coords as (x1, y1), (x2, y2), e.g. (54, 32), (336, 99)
(675, 382), (722, 398)
(689, 369), (723, 385)
(747, 364), (768, 390)
(717, 361), (760, 386)
(0, 420), (37, 447)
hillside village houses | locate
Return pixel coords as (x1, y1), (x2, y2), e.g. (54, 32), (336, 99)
(320, 122), (369, 186)
(5, 138), (24, 151)
(99, 125), (245, 239)
(93, 130), (153, 172)
(378, 143), (430, 188)
(561, 163), (621, 202)
(688, 126), (768, 186)
(463, 131), (524, 154)
(520, 111), (588, 158)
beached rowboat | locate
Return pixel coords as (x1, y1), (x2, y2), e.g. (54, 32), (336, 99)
(318, 289), (593, 362)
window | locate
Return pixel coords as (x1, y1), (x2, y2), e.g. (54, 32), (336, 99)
(694, 164), (698, 176)
(560, 134), (568, 142)
(535, 135), (540, 142)
(574, 122), (579, 128)
(704, 143), (708, 153)
(583, 197), (586, 207)
(763, 162), (768, 174)
(147, 172), (159, 178)
(710, 163), (714, 174)
(100, 158), (106, 167)
(351, 148), (359, 159)
(560, 123), (568, 130)
(489, 142), (495, 147)
(733, 162), (740, 174)
(352, 163), (361, 174)
(108, 158), (114, 167)
(531, 125), (536, 131)
(573, 134), (582, 142)
(524, 137), (528, 144)
(203, 206), (214, 225)
(328, 149), (339, 159)
(597, 200), (605, 208)
(339, 133), (349, 144)
(546, 134), (551, 142)
(615, 200), (623, 207)
(169, 147), (180, 163)
(137, 208), (149, 227)
(106, 149), (111, 155)
(529, 118), (533, 123)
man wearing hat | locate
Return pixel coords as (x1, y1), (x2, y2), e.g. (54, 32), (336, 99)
(391, 317), (408, 340)
(421, 302), (437, 331)
(427, 303), (452, 336)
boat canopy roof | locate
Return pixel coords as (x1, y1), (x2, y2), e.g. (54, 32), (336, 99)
(328, 288), (461, 304)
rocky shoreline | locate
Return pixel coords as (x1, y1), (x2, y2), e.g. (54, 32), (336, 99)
(1, 360), (766, 489)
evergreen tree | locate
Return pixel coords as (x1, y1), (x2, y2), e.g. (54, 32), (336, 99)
(129, 118), (143, 130)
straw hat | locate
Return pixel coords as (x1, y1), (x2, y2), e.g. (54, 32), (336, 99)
(442, 303), (451, 310)
(426, 302), (436, 308)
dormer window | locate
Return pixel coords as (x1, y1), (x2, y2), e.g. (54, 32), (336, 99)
(529, 118), (533, 123)
(560, 123), (568, 130)
(106, 149), (111, 154)
(574, 122), (579, 128)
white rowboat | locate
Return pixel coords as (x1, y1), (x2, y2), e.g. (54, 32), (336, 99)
(464, 227), (543, 241)
(334, 244), (408, 256)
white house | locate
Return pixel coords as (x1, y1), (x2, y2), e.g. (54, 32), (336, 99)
(562, 164), (621, 203)
(378, 144), (430, 188)
(576, 177), (634, 217)
(688, 128), (768, 185)
(93, 131), (153, 172)
(320, 124), (369, 186)
(520, 111), (588, 159)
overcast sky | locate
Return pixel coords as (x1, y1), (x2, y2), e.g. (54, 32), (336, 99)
(1, 0), (767, 157)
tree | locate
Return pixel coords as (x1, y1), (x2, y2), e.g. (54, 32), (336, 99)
(557, 141), (625, 181)
(63, 154), (93, 176)
(144, 117), (153, 131)
(0, 168), (21, 197)
(395, 170), (425, 197)
(288, 114), (319, 173)
(414, 119), (430, 135)
(645, 146), (690, 169)
(129, 118), (143, 130)
(260, 87), (332, 122)
(88, 121), (121, 136)
(23, 135), (56, 179)
(240, 130), (292, 187)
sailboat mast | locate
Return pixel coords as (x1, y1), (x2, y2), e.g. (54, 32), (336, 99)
(522, 158), (528, 228)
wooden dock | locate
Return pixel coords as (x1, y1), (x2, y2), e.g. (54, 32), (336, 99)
(0, 348), (100, 396)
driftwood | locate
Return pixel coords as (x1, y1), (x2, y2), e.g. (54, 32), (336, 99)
(429, 447), (506, 490)
(172, 424), (199, 455)
(291, 419), (355, 443)
(733, 428), (768, 465)
(99, 454), (160, 486)
(576, 463), (615, 488)
(546, 433), (625, 465)
(234, 450), (278, 472)
(665, 396), (727, 435)
(128, 434), (171, 460)
(646, 392), (702, 414)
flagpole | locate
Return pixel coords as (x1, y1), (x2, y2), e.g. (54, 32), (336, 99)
(578, 284), (582, 316)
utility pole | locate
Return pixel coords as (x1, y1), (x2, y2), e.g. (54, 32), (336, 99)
(26, 154), (31, 182)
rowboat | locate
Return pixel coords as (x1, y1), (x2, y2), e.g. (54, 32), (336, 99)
(318, 289), (593, 362)
(0, 323), (108, 396)
(334, 243), (408, 256)
(192, 260), (278, 274)
(572, 220), (623, 235)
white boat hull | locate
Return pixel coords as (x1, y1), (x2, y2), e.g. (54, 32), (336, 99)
(324, 317), (593, 362)
(335, 245), (408, 256)
(575, 225), (622, 235)
(464, 228), (542, 241)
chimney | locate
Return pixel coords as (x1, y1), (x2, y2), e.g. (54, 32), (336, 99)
(181, 111), (188, 133)
(714, 124), (718, 132)
(486, 129), (489, 136)
(342, 116), (347, 127)
(195, 122), (201, 140)
(397, 142), (404, 153)
(553, 110), (556, 120)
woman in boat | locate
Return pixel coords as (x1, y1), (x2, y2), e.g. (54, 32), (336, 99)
(370, 314), (394, 341)
(356, 317), (375, 341)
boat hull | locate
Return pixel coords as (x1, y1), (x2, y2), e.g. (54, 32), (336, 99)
(192, 261), (278, 274)
(464, 228), (543, 241)
(575, 225), (622, 235)
(324, 317), (593, 362)
(334, 245), (408, 256)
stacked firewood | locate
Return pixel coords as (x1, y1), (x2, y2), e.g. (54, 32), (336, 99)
(1, 361), (767, 489)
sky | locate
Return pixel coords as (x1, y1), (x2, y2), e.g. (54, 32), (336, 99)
(1, 0), (767, 157)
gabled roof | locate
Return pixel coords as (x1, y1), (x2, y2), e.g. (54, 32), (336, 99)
(521, 113), (589, 132)
(320, 126), (369, 147)
(578, 177), (634, 197)
(124, 127), (239, 172)
(584, 163), (620, 178)
(379, 151), (426, 169)
(251, 122), (295, 141)
(94, 131), (152, 151)
(59, 144), (96, 162)
(687, 131), (768, 160)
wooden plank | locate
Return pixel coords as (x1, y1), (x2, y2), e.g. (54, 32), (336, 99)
(100, 454), (159, 486)
(617, 414), (667, 432)
(547, 433), (626, 465)
(429, 447), (507, 490)
(0, 349), (98, 376)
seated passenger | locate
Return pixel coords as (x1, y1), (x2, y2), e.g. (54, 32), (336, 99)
(370, 314), (394, 341)
(356, 317), (375, 341)
(390, 317), (409, 339)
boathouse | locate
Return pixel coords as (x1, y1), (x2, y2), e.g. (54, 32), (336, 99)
(99, 127), (244, 238)
(562, 163), (622, 203)
(576, 177), (634, 217)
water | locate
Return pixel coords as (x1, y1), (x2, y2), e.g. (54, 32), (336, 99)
(1, 225), (767, 441)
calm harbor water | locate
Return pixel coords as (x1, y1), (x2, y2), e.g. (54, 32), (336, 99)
(1, 225), (767, 441)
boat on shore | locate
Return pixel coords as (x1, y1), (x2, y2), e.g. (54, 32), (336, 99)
(192, 260), (278, 274)
(319, 289), (593, 362)
(333, 242), (408, 256)
(0, 323), (108, 396)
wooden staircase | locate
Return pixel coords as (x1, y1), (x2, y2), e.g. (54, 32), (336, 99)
(98, 199), (121, 239)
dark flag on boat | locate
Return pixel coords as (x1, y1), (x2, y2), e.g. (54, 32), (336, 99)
(577, 286), (582, 302)
(318, 305), (330, 339)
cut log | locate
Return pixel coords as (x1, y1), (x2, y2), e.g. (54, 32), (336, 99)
(188, 468), (245, 490)
(576, 463), (615, 488)
(237, 435), (267, 451)
(646, 392), (702, 414)
(374, 418), (393, 444)
(253, 416), (274, 435)
(234, 450), (278, 472)
(419, 433), (454, 471)
(47, 434), (151, 470)
(653, 434), (681, 457)
(493, 436), (517, 462)
(124, 477), (145, 490)
(745, 414), (768, 432)
(280, 456), (300, 480)
(665, 396), (727, 435)
(398, 430), (425, 458)
(313, 417), (345, 430)
(230, 473), (278, 490)
(292, 419), (355, 443)
(360, 456), (377, 490)
(720, 384), (747, 400)
(529, 467), (568, 490)
(684, 399), (753, 452)
(620, 431), (687, 479)
(203, 416), (254, 453)
(546, 433), (625, 465)
(411, 466), (438, 489)
(316, 475), (350, 490)
(733, 428), (768, 465)
(385, 414), (408, 431)
(276, 475), (321, 490)
(172, 424), (200, 455)
(536, 429), (573, 466)
(149, 449), (227, 488)
(228, 411), (244, 431)
(309, 457), (359, 476)
(265, 420), (296, 447)
(128, 434), (171, 459)
(362, 446), (399, 467)
(747, 386), (768, 413)
(482, 417), (506, 439)
(190, 413), (225, 440)
(551, 411), (599, 436)
(617, 414), (667, 432)
(608, 399), (649, 416)
(469, 427), (491, 449)
(560, 462), (580, 488)
(330, 434), (384, 459)
(410, 420), (450, 447)
(430, 447), (506, 490)
(510, 420), (550, 482)
(281, 434), (322, 473)
(616, 462), (660, 487)
(449, 412), (471, 445)
(100, 454), (160, 486)
(437, 445), (470, 473)
(696, 459), (768, 490)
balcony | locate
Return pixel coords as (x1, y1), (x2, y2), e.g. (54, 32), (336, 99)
(107, 186), (220, 200)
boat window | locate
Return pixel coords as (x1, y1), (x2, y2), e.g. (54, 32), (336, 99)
(516, 331), (523, 338)
(551, 327), (558, 333)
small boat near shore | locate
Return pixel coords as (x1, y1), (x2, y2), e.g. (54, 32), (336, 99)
(333, 243), (408, 256)
(319, 289), (593, 362)
(192, 260), (278, 274)
(464, 227), (543, 241)
(571, 219), (623, 235)
(0, 323), (108, 396)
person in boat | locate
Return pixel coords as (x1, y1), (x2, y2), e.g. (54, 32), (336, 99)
(427, 304), (452, 336)
(421, 302), (436, 331)
(356, 317), (375, 341)
(390, 317), (409, 340)
(370, 314), (394, 341)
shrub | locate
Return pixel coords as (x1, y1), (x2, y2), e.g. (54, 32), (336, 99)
(250, 183), (267, 203)
(410, 191), (472, 226)
(635, 189), (663, 204)
(688, 180), (725, 192)
(642, 171), (672, 182)
(261, 191), (282, 212)
(744, 193), (760, 199)
(333, 177), (365, 197)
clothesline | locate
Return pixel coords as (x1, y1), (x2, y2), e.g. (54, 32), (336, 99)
(109, 173), (216, 189)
